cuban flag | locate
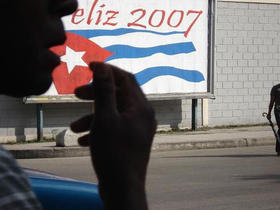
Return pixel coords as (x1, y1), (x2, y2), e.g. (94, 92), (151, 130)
(47, 28), (206, 95)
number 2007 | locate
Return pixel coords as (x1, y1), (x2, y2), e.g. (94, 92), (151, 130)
(127, 9), (203, 38)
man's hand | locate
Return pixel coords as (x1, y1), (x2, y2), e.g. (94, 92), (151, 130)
(263, 112), (271, 121)
(70, 62), (157, 210)
(267, 113), (272, 121)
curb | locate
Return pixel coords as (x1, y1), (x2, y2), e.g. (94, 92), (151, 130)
(7, 137), (275, 159)
(151, 137), (275, 152)
(9, 147), (90, 159)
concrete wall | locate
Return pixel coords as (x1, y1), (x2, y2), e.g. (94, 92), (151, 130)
(0, 1), (279, 142)
(0, 96), (92, 142)
(209, 1), (280, 126)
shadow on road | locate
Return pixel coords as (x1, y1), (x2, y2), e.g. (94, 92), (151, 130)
(161, 154), (277, 159)
(236, 174), (280, 183)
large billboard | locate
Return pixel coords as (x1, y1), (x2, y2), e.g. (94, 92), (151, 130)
(26, 0), (215, 103)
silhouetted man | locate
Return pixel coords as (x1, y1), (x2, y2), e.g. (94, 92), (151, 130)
(267, 83), (280, 156)
(0, 1), (156, 209)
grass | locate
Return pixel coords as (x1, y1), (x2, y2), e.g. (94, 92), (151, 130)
(156, 123), (269, 134)
(4, 138), (55, 145)
(4, 123), (270, 144)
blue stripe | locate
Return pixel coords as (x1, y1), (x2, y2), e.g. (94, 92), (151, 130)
(135, 67), (205, 85)
(105, 42), (196, 61)
(67, 28), (185, 38)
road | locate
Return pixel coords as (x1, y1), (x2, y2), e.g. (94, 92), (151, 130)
(19, 146), (280, 210)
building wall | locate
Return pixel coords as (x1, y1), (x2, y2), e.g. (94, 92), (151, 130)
(209, 1), (280, 126)
(0, 1), (279, 142)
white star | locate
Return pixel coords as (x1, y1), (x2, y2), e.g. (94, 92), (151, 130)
(60, 46), (88, 74)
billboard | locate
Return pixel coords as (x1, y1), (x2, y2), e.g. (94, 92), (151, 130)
(26, 0), (215, 103)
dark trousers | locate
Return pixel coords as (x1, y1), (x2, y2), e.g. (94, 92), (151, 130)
(274, 109), (280, 152)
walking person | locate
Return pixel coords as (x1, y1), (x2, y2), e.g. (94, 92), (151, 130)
(267, 83), (280, 156)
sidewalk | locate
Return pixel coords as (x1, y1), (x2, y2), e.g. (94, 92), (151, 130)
(2, 126), (276, 159)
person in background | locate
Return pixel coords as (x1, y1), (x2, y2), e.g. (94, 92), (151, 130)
(0, 0), (156, 209)
(267, 83), (280, 156)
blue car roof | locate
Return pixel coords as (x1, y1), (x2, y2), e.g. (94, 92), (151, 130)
(24, 168), (103, 210)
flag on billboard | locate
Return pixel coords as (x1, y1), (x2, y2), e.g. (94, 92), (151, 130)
(45, 0), (209, 96)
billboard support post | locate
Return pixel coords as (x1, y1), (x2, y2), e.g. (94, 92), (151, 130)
(192, 99), (198, 130)
(36, 104), (43, 141)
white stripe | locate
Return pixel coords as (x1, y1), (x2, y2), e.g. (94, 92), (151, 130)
(141, 76), (207, 94)
(90, 32), (189, 48)
(106, 53), (199, 74)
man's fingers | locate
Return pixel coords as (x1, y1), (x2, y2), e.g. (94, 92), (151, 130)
(90, 62), (117, 116)
(267, 116), (272, 120)
(111, 65), (149, 112)
(87, 62), (150, 116)
(70, 114), (94, 133)
(113, 66), (143, 97)
(75, 84), (95, 100)
(78, 134), (90, 147)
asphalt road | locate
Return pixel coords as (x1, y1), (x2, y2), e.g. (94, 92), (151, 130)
(19, 146), (280, 210)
